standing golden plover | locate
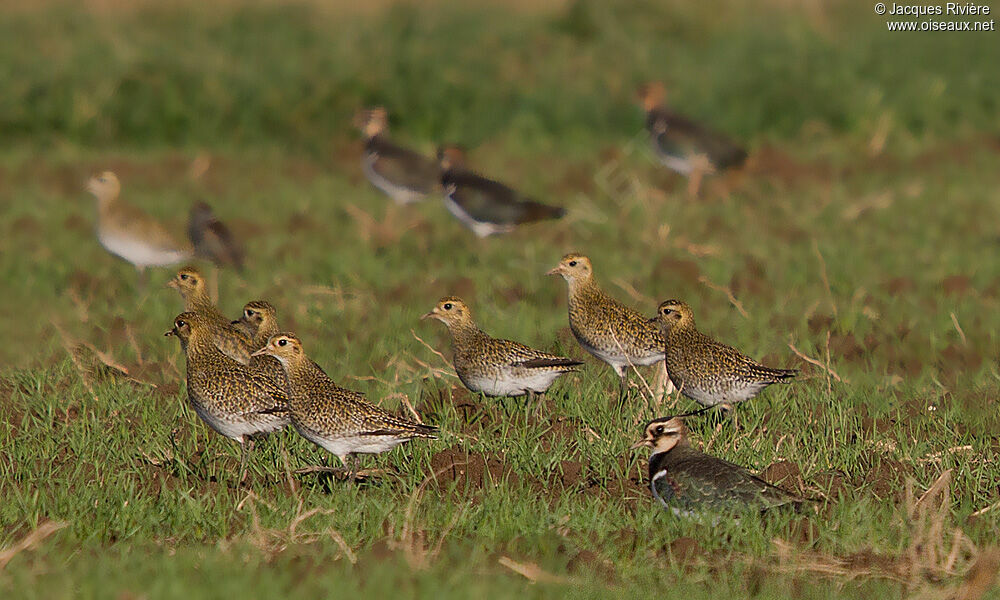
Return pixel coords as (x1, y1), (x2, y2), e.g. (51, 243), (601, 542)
(631, 416), (804, 516)
(548, 253), (667, 401)
(165, 312), (289, 482)
(85, 171), (191, 283)
(421, 296), (582, 399)
(228, 299), (290, 389)
(253, 333), (437, 478)
(438, 145), (566, 237)
(637, 82), (747, 197)
(187, 201), (245, 272)
(167, 266), (252, 365)
(354, 107), (439, 204)
(651, 299), (797, 410)
(231, 300), (280, 347)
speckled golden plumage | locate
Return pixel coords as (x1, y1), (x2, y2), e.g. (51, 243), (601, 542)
(253, 333), (436, 471)
(165, 311), (289, 480)
(231, 300), (280, 348)
(167, 266), (252, 364)
(422, 296), (581, 398)
(231, 300), (287, 389)
(651, 300), (797, 408)
(548, 253), (666, 399)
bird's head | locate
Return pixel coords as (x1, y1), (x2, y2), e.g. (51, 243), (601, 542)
(166, 266), (208, 299)
(251, 332), (304, 367)
(86, 171), (121, 201)
(163, 311), (207, 344)
(436, 145), (467, 172)
(650, 299), (694, 333)
(353, 106), (388, 138)
(547, 253), (593, 282)
(636, 82), (667, 112)
(421, 296), (473, 327)
(239, 300), (276, 328)
(188, 201), (214, 224)
(630, 416), (687, 453)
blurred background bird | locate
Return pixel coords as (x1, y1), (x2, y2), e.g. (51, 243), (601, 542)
(187, 201), (245, 272)
(354, 106), (439, 205)
(438, 145), (566, 237)
(86, 171), (192, 289)
(637, 82), (747, 197)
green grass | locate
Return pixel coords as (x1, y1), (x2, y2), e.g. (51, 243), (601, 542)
(2, 1), (1000, 598)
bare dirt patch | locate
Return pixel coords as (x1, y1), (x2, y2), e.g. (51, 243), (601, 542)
(761, 460), (805, 495)
(428, 445), (519, 494)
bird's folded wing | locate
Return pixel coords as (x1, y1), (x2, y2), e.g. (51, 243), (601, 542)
(447, 177), (526, 224)
(204, 221), (245, 268)
(213, 330), (253, 365)
(370, 143), (438, 193)
(114, 204), (190, 253)
(675, 456), (796, 510)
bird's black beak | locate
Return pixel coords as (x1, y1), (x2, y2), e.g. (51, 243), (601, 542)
(629, 437), (652, 451)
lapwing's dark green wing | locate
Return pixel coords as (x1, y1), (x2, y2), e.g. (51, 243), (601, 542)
(368, 139), (439, 194)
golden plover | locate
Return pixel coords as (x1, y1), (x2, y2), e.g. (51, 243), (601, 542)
(548, 253), (666, 401)
(167, 266), (252, 365)
(86, 171), (191, 282)
(651, 299), (797, 410)
(253, 333), (437, 477)
(422, 296), (582, 399)
(165, 311), (289, 481)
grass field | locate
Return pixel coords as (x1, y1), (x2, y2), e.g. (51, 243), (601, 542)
(2, 0), (1000, 597)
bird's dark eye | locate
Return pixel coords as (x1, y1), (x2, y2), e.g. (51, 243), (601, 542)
(98, 177), (106, 183)
(278, 339), (287, 347)
(177, 320), (186, 328)
(443, 303), (453, 310)
(662, 308), (673, 315)
(655, 425), (664, 435)
(246, 310), (254, 317)
(568, 261), (578, 267)
(180, 274), (188, 280)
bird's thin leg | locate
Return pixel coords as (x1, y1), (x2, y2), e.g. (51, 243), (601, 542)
(617, 367), (629, 408)
(238, 438), (249, 485)
(346, 455), (358, 483)
(135, 267), (147, 295)
(687, 154), (710, 199)
(723, 404), (739, 430)
(529, 391), (545, 420)
(687, 168), (705, 199)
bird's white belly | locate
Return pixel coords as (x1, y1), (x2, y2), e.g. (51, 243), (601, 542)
(657, 153), (695, 176)
(191, 402), (286, 442)
(685, 382), (766, 407)
(300, 428), (408, 463)
(443, 194), (511, 237)
(464, 369), (565, 397)
(363, 155), (426, 204)
(578, 337), (664, 371)
(99, 232), (188, 268)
